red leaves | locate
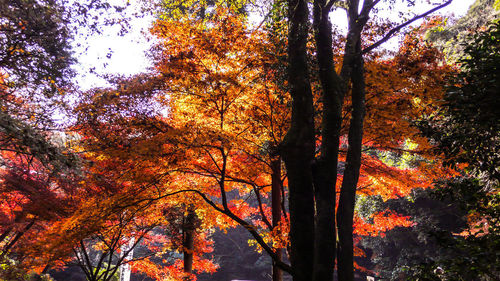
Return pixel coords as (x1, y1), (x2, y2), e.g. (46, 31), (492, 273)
(354, 211), (414, 237)
(0, 8), (455, 278)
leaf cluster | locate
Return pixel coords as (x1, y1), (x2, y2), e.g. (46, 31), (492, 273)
(419, 20), (500, 184)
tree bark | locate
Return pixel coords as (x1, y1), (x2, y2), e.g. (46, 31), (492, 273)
(337, 41), (366, 281)
(183, 207), (197, 279)
(271, 157), (283, 281)
(311, 1), (344, 280)
(282, 1), (448, 280)
(282, 0), (316, 280)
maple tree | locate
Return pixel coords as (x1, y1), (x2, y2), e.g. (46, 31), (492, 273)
(0, 1), (472, 281)
(0, 0), (138, 275)
(0, 126), (80, 280)
(1, 3), (178, 280)
(0, 0), (78, 273)
(11, 115), (219, 281)
(85, 5), (448, 281)
(42, 194), (213, 281)
(279, 1), (459, 280)
(67, 5), (455, 281)
(359, 18), (500, 278)
(67, 8), (291, 280)
(65, 76), (224, 280)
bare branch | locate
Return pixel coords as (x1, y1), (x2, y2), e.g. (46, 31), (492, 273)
(359, 0), (381, 19)
(181, 189), (292, 273)
(363, 0), (453, 54)
(253, 184), (273, 230)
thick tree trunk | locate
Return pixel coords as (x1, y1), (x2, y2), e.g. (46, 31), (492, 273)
(183, 207), (197, 279)
(271, 157), (283, 281)
(336, 43), (366, 281)
(283, 0), (315, 280)
(312, 1), (344, 281)
(281, 1), (443, 280)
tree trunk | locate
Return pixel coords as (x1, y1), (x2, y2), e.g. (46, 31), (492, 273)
(183, 207), (197, 279)
(271, 157), (283, 281)
(311, 1), (345, 280)
(283, 1), (316, 280)
(337, 42), (366, 281)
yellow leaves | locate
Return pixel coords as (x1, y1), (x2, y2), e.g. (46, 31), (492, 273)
(269, 219), (289, 249)
(248, 218), (289, 253)
(7, 46), (26, 54)
(152, 4), (284, 191)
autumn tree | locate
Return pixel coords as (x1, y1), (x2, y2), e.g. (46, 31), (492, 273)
(150, 6), (295, 275)
(0, 1), (80, 277)
(62, 2), (456, 281)
(67, 76), (223, 280)
(147, 5), (452, 281)
(0, 0), (138, 260)
(0, 2), (168, 279)
(15, 114), (219, 281)
(69, 8), (292, 280)
(42, 192), (209, 281)
(280, 1), (458, 280)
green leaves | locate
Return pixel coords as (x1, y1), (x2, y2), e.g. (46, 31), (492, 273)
(443, 21), (499, 181)
(408, 19), (500, 281)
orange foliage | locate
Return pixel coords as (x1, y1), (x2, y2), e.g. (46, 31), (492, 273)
(3, 9), (455, 278)
(152, 9), (452, 264)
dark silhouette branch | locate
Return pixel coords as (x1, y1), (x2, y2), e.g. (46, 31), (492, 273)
(180, 189), (293, 273)
(363, 0), (453, 54)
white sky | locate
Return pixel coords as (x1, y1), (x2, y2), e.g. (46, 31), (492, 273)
(74, 0), (477, 90)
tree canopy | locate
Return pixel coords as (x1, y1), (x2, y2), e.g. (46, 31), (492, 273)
(1, 1), (497, 281)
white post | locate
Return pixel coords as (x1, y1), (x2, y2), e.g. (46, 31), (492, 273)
(119, 237), (135, 281)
